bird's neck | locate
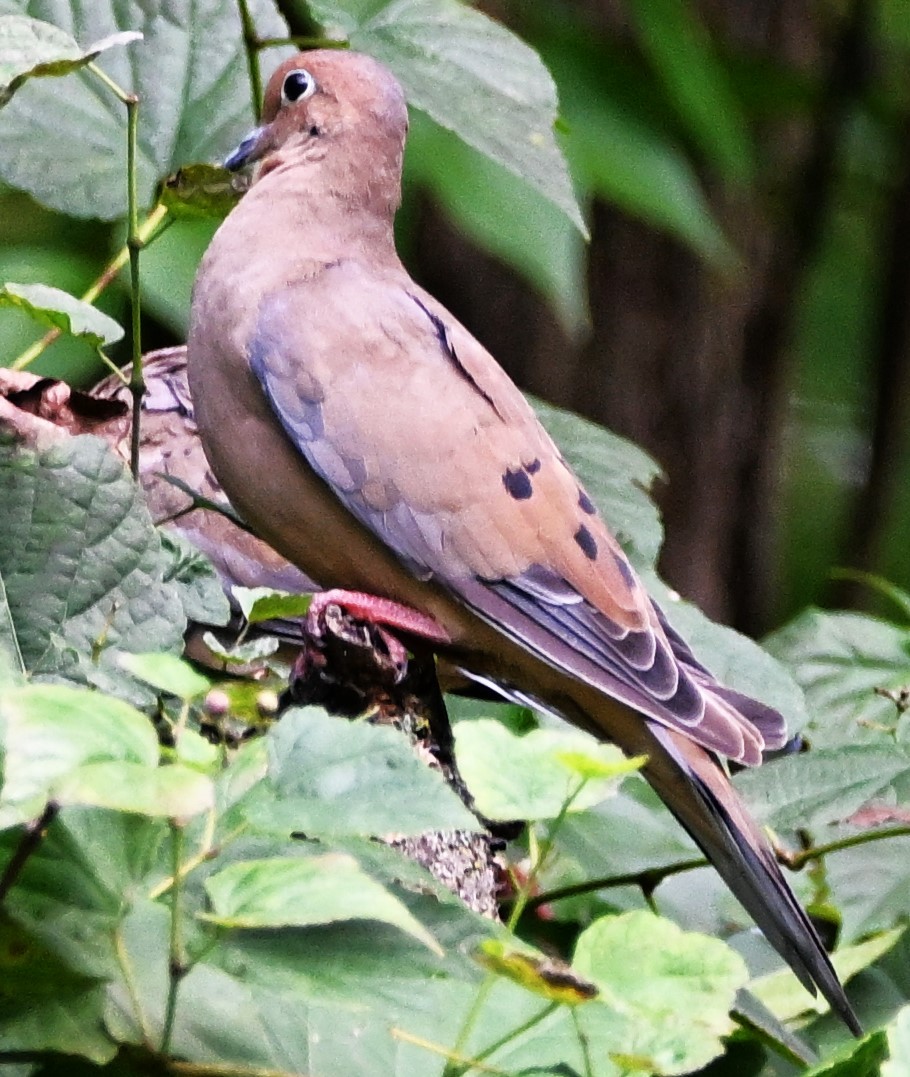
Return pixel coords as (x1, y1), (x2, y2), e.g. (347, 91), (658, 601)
(232, 169), (402, 271)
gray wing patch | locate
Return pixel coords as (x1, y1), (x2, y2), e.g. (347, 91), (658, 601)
(249, 292), (449, 582)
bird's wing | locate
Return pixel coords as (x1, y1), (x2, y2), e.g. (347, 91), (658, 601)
(249, 259), (785, 764)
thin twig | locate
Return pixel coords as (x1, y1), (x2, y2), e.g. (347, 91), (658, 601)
(148, 814), (238, 901)
(391, 1028), (513, 1076)
(236, 0), (264, 116)
(0, 803), (57, 903)
(255, 36), (348, 50)
(167, 1062), (307, 1077)
(161, 822), (187, 1055)
(782, 822), (910, 870)
(444, 977), (496, 1077)
(526, 819), (910, 910)
(465, 1002), (559, 1074)
(508, 779), (585, 930)
(523, 854), (707, 912)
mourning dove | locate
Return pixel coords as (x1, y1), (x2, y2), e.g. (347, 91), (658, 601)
(187, 51), (859, 1032)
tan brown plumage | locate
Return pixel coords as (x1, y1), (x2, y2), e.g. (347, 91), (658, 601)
(187, 50), (859, 1032)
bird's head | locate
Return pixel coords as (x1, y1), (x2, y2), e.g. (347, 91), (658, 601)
(224, 50), (409, 205)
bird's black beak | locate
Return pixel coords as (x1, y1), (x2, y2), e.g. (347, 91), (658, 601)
(224, 125), (269, 171)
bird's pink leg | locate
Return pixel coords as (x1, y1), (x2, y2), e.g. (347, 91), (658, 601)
(307, 589), (452, 645)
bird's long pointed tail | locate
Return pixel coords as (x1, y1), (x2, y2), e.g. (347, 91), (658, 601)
(645, 722), (862, 1036)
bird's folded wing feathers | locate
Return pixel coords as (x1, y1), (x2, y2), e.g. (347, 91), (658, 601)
(249, 259), (785, 764)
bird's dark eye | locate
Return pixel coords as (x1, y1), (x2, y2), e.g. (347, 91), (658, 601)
(281, 69), (317, 104)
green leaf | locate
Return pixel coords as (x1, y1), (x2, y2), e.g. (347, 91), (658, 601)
(244, 706), (480, 837)
(308, 0), (585, 233)
(884, 1005), (910, 1077)
(734, 744), (910, 832)
(824, 831), (910, 943)
(804, 1030), (888, 1077)
(231, 585), (313, 625)
(765, 608), (910, 748)
(0, 14), (139, 106)
(0, 570), (24, 677)
(204, 853), (442, 953)
(0, 434), (186, 703)
(118, 651), (211, 701)
(0, 683), (158, 825)
(159, 163), (243, 219)
(881, 0), (910, 50)
(575, 910), (747, 1022)
(571, 911), (748, 1074)
(533, 397), (664, 567)
(0, 910), (115, 1063)
(0, 808), (165, 979)
(0, 281), (123, 346)
(628, 0), (754, 184)
(174, 727), (220, 771)
(536, 28), (731, 264)
(454, 719), (641, 821)
(750, 927), (903, 1024)
(134, 217), (220, 336)
(731, 988), (819, 1067)
(160, 531), (231, 628)
(405, 112), (588, 336)
(53, 760), (214, 819)
(0, 0), (291, 219)
(201, 631), (280, 665)
(109, 895), (496, 1075)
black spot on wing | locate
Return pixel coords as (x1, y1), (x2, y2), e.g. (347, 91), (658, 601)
(578, 490), (596, 515)
(407, 292), (505, 422)
(611, 551), (637, 590)
(574, 524), (598, 560)
(503, 467), (533, 500)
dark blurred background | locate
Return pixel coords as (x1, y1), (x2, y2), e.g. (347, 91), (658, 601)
(2, 0), (908, 638)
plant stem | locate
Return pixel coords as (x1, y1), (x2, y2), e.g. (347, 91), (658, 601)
(13, 60), (163, 480)
(82, 62), (148, 476)
(237, 0), (263, 116)
(124, 97), (145, 478)
(148, 812), (233, 901)
(508, 779), (584, 930)
(161, 822), (187, 1055)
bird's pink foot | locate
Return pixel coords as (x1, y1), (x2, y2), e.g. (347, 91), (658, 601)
(306, 590), (451, 646)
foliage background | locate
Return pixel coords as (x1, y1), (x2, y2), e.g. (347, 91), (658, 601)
(3, 0), (910, 1075)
